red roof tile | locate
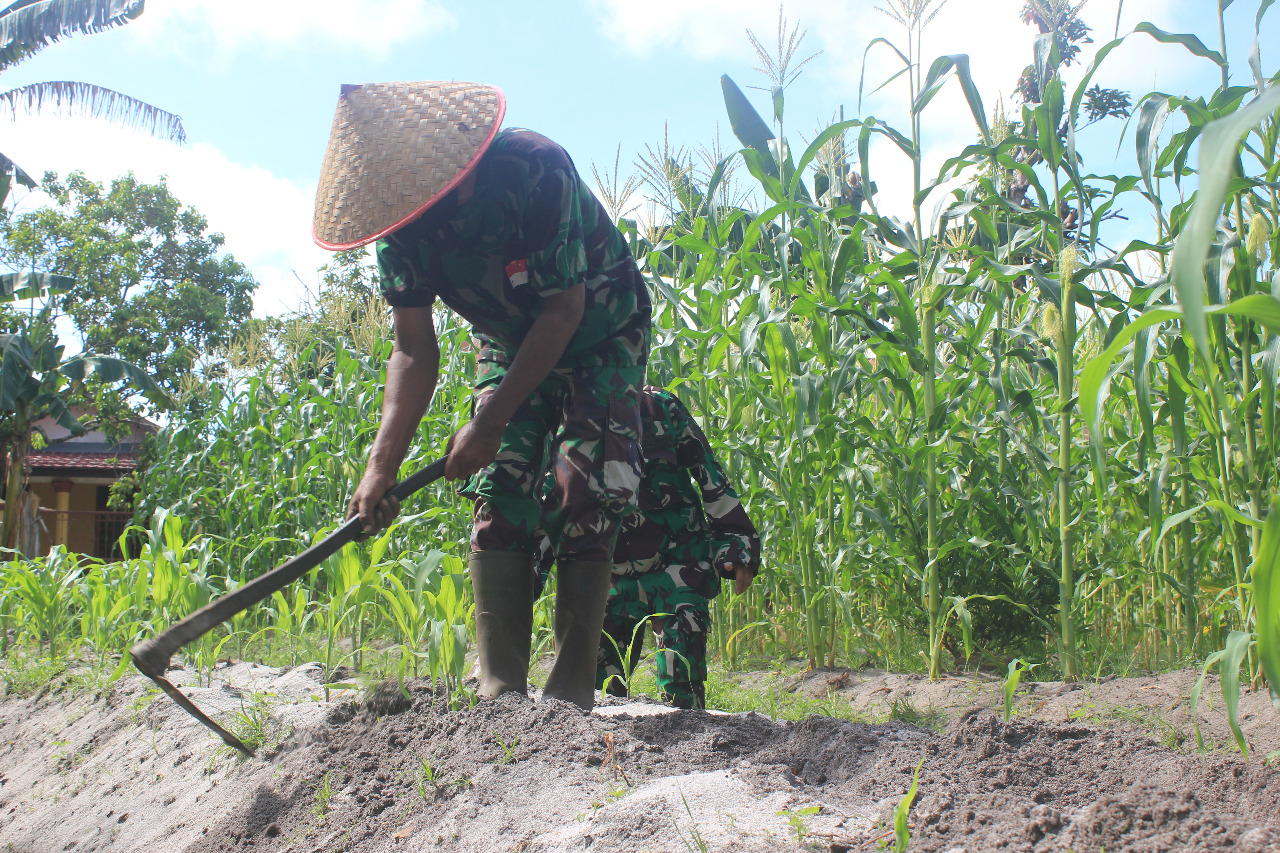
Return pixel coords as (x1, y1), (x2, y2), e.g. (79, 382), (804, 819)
(28, 451), (139, 472)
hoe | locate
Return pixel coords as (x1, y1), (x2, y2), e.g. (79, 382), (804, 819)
(130, 456), (448, 757)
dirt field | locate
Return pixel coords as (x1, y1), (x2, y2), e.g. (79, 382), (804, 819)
(1, 662), (1277, 852)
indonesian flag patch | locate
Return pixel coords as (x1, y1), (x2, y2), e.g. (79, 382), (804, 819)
(505, 259), (529, 288)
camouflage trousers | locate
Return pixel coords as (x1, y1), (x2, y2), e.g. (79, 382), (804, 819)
(461, 359), (643, 562)
(597, 565), (711, 710)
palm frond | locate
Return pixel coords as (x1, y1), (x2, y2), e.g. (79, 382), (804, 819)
(0, 81), (185, 142)
(0, 0), (144, 71)
(0, 149), (35, 187)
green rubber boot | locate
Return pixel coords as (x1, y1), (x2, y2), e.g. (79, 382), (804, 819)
(541, 559), (613, 710)
(468, 550), (534, 700)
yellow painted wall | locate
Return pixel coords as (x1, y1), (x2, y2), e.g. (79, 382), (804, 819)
(28, 481), (102, 556)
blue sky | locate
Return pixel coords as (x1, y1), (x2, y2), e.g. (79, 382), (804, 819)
(0, 0), (1274, 315)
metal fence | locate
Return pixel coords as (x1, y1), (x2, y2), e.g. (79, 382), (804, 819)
(37, 508), (133, 559)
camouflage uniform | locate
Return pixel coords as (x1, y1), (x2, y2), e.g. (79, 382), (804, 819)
(536, 387), (761, 708)
(377, 129), (650, 561)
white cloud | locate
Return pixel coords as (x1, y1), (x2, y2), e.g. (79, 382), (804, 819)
(591, 0), (794, 59)
(0, 114), (328, 317)
(125, 0), (457, 58)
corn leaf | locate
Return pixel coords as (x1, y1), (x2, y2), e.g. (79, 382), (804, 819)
(790, 119), (861, 199)
(1081, 306), (1181, 434)
(1254, 507), (1280, 713)
(1134, 94), (1173, 196)
(1220, 630), (1252, 759)
(912, 54), (990, 143)
(858, 36), (911, 111)
(1259, 0), (1276, 31)
(720, 74), (777, 178)
(1034, 77), (1066, 172)
(893, 760), (924, 853)
(1169, 85), (1280, 359)
(1150, 500), (1263, 553)
(1130, 22), (1226, 69)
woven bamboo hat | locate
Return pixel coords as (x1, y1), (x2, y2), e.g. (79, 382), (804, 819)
(313, 81), (507, 250)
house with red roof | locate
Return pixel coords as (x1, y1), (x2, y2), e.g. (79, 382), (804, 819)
(24, 412), (156, 559)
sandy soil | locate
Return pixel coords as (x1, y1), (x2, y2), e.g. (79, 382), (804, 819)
(0, 662), (1277, 853)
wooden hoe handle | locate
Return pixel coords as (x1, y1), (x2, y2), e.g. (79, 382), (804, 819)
(129, 457), (449, 755)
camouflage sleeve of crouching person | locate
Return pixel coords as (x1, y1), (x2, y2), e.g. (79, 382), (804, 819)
(667, 393), (761, 579)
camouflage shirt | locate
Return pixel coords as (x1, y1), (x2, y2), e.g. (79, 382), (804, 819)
(612, 387), (761, 579)
(376, 129), (651, 367)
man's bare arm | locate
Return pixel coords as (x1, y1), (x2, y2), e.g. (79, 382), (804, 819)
(445, 282), (585, 480)
(348, 306), (440, 533)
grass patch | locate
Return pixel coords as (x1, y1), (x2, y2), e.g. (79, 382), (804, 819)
(1068, 702), (1189, 749)
(211, 690), (293, 761)
(311, 770), (334, 820)
(703, 668), (877, 724)
(0, 653), (67, 697)
(887, 695), (947, 732)
(699, 667), (949, 731)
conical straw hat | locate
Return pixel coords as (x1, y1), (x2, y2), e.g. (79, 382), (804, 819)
(313, 81), (506, 250)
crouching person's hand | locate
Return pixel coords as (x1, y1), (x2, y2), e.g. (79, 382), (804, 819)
(727, 563), (756, 596)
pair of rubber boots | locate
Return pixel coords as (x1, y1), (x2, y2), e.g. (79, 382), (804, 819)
(468, 550), (610, 710)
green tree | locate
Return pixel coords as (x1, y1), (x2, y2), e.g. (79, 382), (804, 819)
(0, 171), (257, 386)
(0, 271), (167, 548)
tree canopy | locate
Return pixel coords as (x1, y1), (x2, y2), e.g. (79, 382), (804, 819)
(0, 171), (257, 386)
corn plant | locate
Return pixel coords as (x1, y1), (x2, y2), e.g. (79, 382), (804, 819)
(3, 547), (83, 660)
(423, 570), (471, 704)
(78, 570), (134, 671)
(266, 586), (315, 668)
(1082, 21), (1280, 702)
(379, 549), (464, 680)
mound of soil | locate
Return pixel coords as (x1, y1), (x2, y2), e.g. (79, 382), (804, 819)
(1, 664), (1277, 852)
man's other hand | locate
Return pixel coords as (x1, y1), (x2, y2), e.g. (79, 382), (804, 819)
(445, 418), (504, 481)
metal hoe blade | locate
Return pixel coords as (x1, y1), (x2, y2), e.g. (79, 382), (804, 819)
(144, 671), (255, 757)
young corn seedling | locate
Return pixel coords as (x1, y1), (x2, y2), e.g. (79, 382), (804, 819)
(1002, 659), (1038, 721)
(893, 760), (925, 853)
(493, 734), (519, 765)
(776, 804), (821, 846)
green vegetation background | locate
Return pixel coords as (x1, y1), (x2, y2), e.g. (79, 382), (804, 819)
(3, 2), (1280, 756)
